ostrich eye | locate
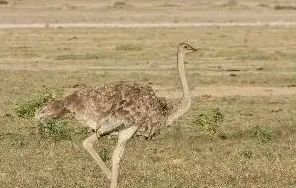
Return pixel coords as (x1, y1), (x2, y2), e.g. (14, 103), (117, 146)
(184, 45), (188, 49)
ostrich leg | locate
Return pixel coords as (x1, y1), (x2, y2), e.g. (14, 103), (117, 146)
(83, 133), (111, 179)
(110, 126), (138, 188)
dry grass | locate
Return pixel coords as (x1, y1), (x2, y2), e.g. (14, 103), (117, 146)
(0, 26), (296, 188)
(0, 0), (295, 24)
(274, 5), (296, 10)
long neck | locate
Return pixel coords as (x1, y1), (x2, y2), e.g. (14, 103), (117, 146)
(166, 51), (191, 125)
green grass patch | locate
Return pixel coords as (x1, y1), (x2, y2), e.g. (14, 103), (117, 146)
(99, 148), (110, 162)
(38, 119), (71, 141)
(15, 88), (62, 119)
(252, 125), (274, 143)
(194, 108), (224, 133)
(15, 93), (54, 119)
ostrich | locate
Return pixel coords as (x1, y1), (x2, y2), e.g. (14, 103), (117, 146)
(36, 43), (197, 188)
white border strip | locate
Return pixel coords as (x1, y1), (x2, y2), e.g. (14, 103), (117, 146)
(0, 22), (295, 29)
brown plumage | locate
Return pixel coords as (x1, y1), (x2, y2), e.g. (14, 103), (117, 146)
(39, 81), (171, 138)
(36, 43), (197, 188)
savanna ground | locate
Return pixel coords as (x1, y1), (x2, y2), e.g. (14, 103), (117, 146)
(1, 0), (296, 188)
(1, 0), (296, 24)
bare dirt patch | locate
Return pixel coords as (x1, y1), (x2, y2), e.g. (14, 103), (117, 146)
(0, 22), (295, 29)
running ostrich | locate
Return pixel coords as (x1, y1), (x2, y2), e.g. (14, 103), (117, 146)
(36, 43), (197, 188)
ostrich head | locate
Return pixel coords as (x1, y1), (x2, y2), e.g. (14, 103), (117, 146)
(36, 100), (69, 121)
(178, 43), (197, 54)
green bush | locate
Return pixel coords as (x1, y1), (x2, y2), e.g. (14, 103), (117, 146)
(15, 93), (54, 118)
(15, 88), (62, 119)
(38, 119), (71, 141)
(252, 126), (273, 143)
(194, 108), (224, 133)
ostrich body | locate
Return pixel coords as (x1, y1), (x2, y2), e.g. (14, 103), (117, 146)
(36, 43), (197, 188)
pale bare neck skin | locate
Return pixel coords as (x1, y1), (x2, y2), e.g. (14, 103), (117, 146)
(166, 49), (191, 125)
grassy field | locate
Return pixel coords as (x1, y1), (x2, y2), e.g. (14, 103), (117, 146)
(1, 0), (296, 24)
(0, 26), (296, 188)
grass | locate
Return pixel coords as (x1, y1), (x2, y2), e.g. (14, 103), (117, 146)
(1, 0), (295, 28)
(194, 108), (224, 133)
(112, 1), (129, 8)
(115, 44), (142, 51)
(13, 88), (72, 142)
(0, 132), (27, 148)
(15, 94), (53, 119)
(0, 26), (295, 188)
(15, 88), (62, 118)
(55, 53), (103, 60)
(1, 27), (295, 87)
(38, 119), (71, 142)
(2, 95), (295, 187)
(220, 0), (238, 7)
(252, 125), (274, 143)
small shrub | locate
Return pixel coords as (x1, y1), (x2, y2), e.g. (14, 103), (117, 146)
(38, 119), (71, 141)
(194, 108), (224, 133)
(252, 126), (273, 143)
(15, 88), (62, 119)
(16, 94), (54, 118)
